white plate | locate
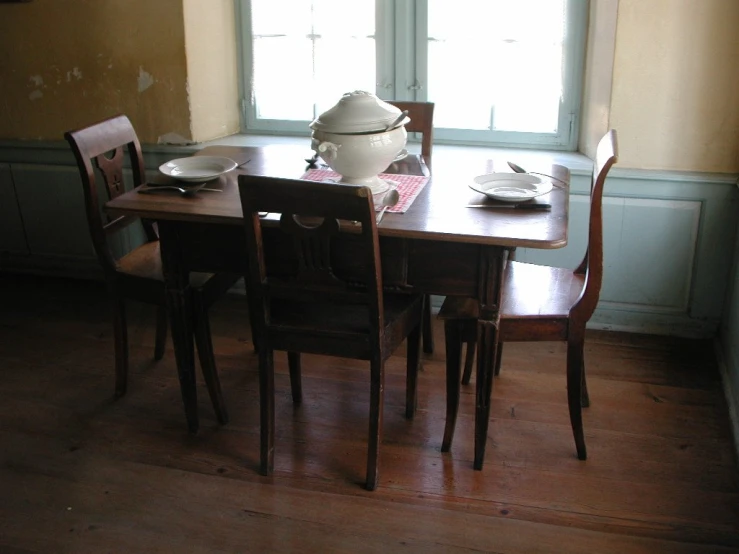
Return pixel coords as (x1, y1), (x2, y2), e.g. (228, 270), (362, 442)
(159, 156), (237, 183)
(469, 173), (553, 203)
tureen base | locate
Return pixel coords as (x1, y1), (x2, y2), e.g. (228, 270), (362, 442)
(336, 174), (390, 196)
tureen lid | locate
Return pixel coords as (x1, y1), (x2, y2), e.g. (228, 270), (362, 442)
(310, 91), (409, 134)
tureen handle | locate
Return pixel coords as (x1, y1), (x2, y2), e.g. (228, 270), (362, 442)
(317, 141), (340, 161)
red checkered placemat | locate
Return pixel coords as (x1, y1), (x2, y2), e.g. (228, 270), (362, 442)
(300, 169), (429, 213)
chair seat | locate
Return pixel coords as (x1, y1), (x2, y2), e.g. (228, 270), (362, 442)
(116, 240), (227, 291)
(269, 293), (423, 360)
(116, 241), (164, 281)
(502, 261), (584, 319)
(439, 261), (584, 321)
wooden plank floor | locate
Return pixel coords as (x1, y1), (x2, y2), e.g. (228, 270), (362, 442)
(0, 274), (737, 553)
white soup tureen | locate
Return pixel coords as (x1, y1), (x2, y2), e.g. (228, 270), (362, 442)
(310, 91), (409, 196)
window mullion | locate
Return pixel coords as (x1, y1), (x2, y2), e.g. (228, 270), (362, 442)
(559, 0), (589, 149)
(236, 0), (257, 132)
(375, 0), (395, 99)
(413, 0), (428, 102)
(393, 0), (415, 101)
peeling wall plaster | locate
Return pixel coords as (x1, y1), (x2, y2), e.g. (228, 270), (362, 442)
(66, 67), (82, 82)
(137, 66), (154, 93)
(0, 0), (192, 143)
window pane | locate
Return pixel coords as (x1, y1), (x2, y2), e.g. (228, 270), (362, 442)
(250, 0), (376, 121)
(427, 0), (566, 133)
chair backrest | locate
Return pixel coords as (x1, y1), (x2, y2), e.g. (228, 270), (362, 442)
(387, 101), (435, 162)
(64, 114), (153, 276)
(571, 129), (618, 322)
(237, 175), (385, 349)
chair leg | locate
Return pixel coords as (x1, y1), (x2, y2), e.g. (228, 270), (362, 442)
(494, 342), (504, 377)
(581, 361), (590, 408)
(422, 294), (434, 354)
(154, 304), (168, 361)
(192, 296), (228, 425)
(287, 351), (302, 404)
(567, 338), (587, 460)
(259, 347), (275, 476)
(405, 322), (422, 420)
(461, 339), (475, 385)
(441, 320), (463, 452)
(460, 319), (480, 384)
(111, 297), (128, 398)
(365, 357), (385, 491)
(473, 321), (499, 471)
(245, 276), (260, 355)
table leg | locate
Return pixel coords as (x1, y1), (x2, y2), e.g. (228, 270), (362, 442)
(473, 319), (500, 469)
(473, 248), (505, 470)
(158, 222), (199, 433)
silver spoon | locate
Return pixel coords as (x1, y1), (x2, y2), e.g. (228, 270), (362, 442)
(385, 110), (409, 131)
(507, 161), (569, 187)
(376, 188), (400, 224)
(137, 184), (223, 196)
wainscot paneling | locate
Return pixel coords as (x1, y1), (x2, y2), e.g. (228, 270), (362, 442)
(513, 168), (737, 338)
(0, 140), (737, 338)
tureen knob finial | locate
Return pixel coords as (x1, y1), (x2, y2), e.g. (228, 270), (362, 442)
(344, 90), (371, 97)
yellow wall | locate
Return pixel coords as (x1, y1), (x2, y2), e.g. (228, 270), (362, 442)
(610, 0), (739, 171)
(579, 0), (618, 161)
(0, 0), (193, 144)
(1, 0), (739, 171)
(183, 0), (241, 143)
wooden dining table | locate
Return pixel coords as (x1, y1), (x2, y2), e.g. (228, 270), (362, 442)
(105, 143), (570, 470)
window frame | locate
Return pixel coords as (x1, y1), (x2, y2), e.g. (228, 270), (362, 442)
(235, 0), (589, 151)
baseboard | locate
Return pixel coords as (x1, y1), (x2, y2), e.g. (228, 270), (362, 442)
(713, 339), (739, 466)
(588, 307), (719, 339)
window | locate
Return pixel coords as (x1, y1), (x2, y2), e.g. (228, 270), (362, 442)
(237, 0), (588, 149)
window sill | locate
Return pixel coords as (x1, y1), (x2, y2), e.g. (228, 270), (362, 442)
(195, 133), (595, 176)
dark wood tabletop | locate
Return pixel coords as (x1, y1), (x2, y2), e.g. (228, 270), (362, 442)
(106, 144), (569, 249)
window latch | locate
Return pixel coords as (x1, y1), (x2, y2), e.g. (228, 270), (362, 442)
(408, 80), (423, 91)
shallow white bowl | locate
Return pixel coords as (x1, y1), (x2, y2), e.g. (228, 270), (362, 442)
(159, 156), (237, 183)
(469, 173), (553, 203)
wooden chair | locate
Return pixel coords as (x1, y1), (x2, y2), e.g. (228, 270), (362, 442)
(64, 114), (236, 424)
(387, 101), (435, 164)
(388, 101), (436, 354)
(438, 129), (618, 461)
(237, 175), (424, 490)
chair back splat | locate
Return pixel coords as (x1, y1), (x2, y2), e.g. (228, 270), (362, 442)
(238, 175), (424, 490)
